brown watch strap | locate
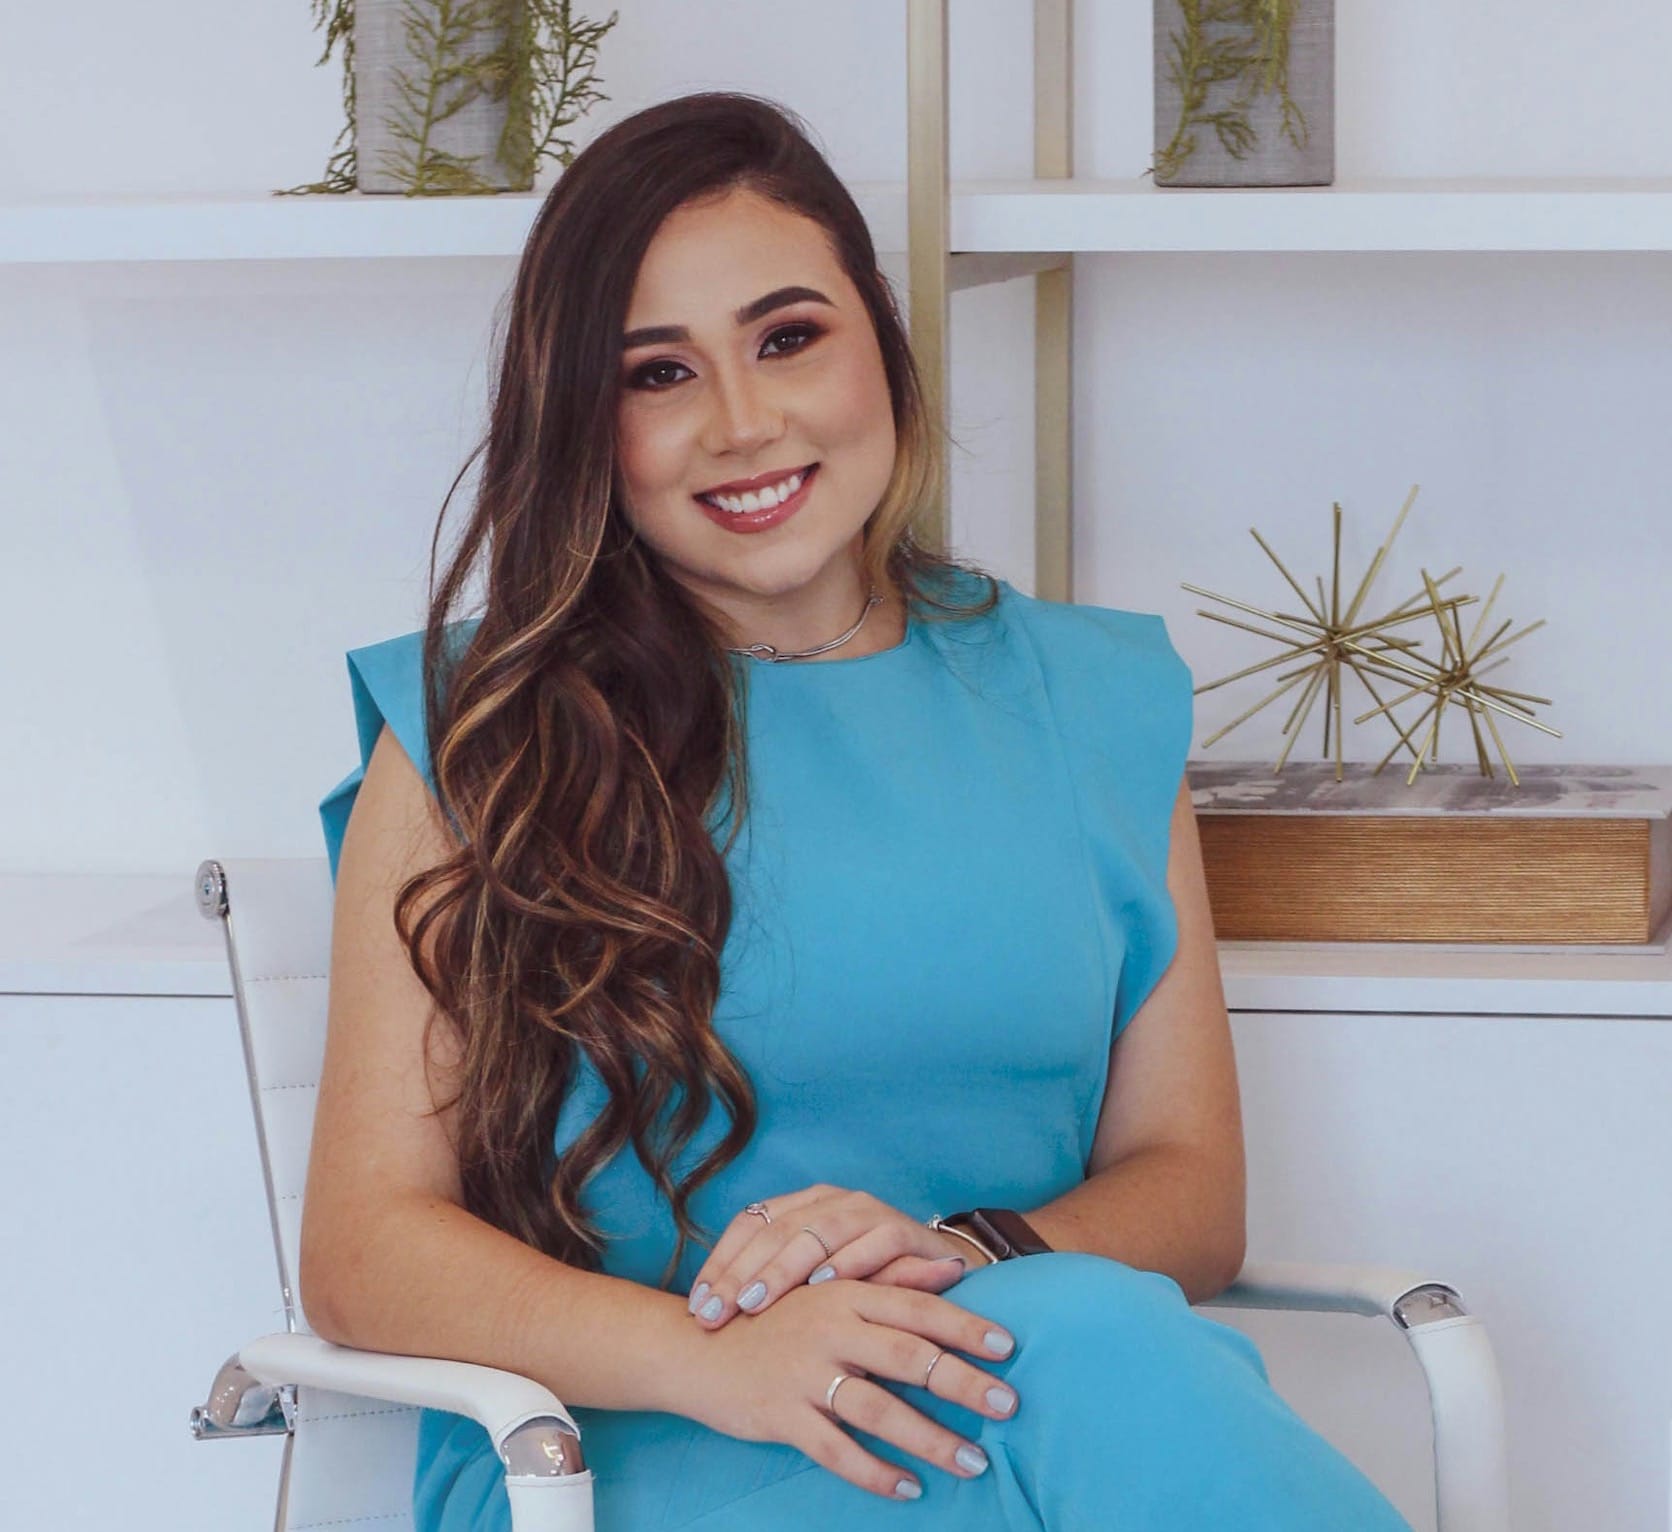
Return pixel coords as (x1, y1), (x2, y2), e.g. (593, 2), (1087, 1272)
(944, 1207), (1052, 1260)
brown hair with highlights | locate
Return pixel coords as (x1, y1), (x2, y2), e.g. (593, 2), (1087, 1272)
(393, 91), (999, 1287)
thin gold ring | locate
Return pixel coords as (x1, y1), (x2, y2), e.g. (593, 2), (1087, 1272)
(922, 1348), (947, 1389)
(825, 1372), (855, 1415)
(802, 1224), (835, 1259)
(744, 1201), (772, 1225)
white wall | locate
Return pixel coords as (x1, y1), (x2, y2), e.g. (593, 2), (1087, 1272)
(6, 2), (1672, 874)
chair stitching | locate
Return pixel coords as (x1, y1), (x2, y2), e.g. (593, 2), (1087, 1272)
(287, 1514), (408, 1529)
(299, 1404), (418, 1425)
(260, 1083), (320, 1092)
(247, 973), (329, 983)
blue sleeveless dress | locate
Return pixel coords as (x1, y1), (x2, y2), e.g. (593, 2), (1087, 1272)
(319, 571), (1412, 1531)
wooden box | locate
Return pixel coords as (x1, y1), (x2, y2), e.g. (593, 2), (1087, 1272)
(1189, 761), (1672, 945)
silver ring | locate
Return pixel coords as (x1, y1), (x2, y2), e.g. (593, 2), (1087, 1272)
(922, 1348), (947, 1389)
(802, 1224), (834, 1259)
(744, 1201), (772, 1225)
(825, 1372), (856, 1415)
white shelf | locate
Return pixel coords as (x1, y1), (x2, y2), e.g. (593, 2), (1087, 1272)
(9, 178), (1672, 265)
(5, 870), (1672, 1013)
(1216, 940), (1672, 1019)
(953, 175), (1672, 253)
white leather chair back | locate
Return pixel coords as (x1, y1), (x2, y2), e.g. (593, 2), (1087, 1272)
(201, 855), (420, 1531)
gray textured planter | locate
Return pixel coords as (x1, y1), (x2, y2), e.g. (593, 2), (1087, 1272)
(1153, 0), (1334, 187)
(354, 0), (522, 194)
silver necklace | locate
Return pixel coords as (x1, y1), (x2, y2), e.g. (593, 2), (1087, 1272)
(727, 586), (884, 663)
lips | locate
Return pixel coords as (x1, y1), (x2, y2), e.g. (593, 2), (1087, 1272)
(694, 463), (818, 534)
(697, 462), (817, 499)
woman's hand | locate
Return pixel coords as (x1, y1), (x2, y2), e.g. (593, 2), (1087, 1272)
(675, 1276), (1019, 1501)
(686, 1184), (993, 1330)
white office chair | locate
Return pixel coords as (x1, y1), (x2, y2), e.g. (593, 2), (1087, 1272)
(189, 856), (1511, 1532)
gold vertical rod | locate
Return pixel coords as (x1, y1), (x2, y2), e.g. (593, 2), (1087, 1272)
(1332, 657), (1345, 773)
(907, 0), (951, 553)
(1330, 503), (1341, 627)
(1033, 0), (1074, 602)
(1320, 655), (1333, 755)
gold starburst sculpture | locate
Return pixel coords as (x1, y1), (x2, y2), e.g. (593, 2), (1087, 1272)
(1182, 485), (1561, 785)
(1351, 566), (1561, 786)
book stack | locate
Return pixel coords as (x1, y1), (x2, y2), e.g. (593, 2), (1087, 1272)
(1188, 761), (1672, 947)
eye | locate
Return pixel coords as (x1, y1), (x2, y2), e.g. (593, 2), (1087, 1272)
(625, 321), (825, 394)
(625, 357), (693, 392)
(761, 321), (822, 357)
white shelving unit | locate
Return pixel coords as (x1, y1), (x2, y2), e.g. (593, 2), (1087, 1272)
(10, 177), (1672, 265)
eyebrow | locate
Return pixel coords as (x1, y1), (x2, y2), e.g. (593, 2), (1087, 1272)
(621, 285), (834, 351)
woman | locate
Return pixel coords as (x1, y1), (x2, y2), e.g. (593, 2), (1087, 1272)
(309, 91), (1412, 1530)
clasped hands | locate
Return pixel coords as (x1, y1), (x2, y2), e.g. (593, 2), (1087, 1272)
(686, 1181), (994, 1328)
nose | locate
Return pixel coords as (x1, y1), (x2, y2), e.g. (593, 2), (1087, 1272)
(702, 359), (784, 456)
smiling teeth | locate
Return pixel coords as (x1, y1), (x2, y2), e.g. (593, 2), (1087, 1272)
(704, 470), (804, 514)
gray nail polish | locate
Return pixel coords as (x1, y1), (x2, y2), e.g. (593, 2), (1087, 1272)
(808, 1263), (836, 1284)
(894, 1478), (922, 1500)
(955, 1444), (989, 1476)
(986, 1384), (1017, 1415)
(737, 1280), (767, 1311)
(698, 1294), (723, 1321)
(984, 1329), (1014, 1358)
(686, 1282), (710, 1315)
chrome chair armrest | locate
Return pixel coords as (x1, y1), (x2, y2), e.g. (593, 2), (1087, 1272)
(1202, 1261), (1510, 1532)
(1206, 1258), (1460, 1324)
(192, 1331), (595, 1532)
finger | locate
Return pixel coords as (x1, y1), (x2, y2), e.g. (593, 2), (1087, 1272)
(699, 1218), (849, 1327)
(849, 1299), (1021, 1433)
(796, 1406), (924, 1503)
(824, 1371), (994, 1483)
(729, 1212), (914, 1321)
(806, 1220), (947, 1284)
(869, 1253), (968, 1293)
(852, 1282), (1018, 1366)
(691, 1185), (828, 1291)
(686, 1185), (833, 1321)
(699, 1189), (879, 1326)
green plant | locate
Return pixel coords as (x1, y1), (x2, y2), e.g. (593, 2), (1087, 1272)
(276, 0), (617, 197)
(1149, 0), (1310, 183)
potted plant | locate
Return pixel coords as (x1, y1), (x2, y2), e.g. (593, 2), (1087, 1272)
(1149, 0), (1334, 187)
(279, 0), (618, 196)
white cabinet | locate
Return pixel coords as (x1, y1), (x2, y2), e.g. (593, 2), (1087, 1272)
(1218, 973), (1672, 1532)
(0, 874), (282, 1529)
(1, 989), (285, 1531)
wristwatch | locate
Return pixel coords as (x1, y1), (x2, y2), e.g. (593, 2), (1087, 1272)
(929, 1207), (1053, 1263)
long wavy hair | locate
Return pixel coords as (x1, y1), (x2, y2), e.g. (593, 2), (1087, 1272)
(394, 91), (999, 1288)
